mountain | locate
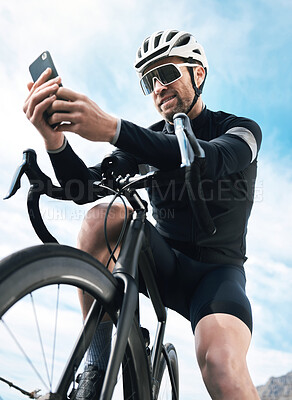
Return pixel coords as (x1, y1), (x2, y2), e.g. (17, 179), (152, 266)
(257, 371), (292, 400)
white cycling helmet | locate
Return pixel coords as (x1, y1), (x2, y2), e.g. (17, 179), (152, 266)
(135, 29), (208, 113)
(134, 29), (209, 77)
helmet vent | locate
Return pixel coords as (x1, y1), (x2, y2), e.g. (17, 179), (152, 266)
(154, 33), (163, 48)
(166, 30), (179, 42)
(134, 30), (209, 75)
(143, 39), (149, 53)
(174, 34), (191, 48)
(135, 45), (170, 70)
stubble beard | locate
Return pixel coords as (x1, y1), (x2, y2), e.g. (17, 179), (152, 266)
(160, 94), (192, 123)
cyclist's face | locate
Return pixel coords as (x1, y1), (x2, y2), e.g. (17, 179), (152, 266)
(147, 57), (200, 122)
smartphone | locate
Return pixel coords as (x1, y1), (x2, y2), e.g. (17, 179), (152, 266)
(29, 51), (61, 84)
(29, 51), (63, 128)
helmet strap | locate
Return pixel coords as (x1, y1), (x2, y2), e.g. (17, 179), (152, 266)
(185, 66), (202, 115)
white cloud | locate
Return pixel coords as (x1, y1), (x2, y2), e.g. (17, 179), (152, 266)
(0, 1), (292, 398)
(248, 346), (292, 387)
(247, 157), (292, 263)
(246, 256), (292, 353)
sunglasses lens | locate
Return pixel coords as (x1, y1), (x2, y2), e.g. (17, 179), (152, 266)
(140, 64), (181, 95)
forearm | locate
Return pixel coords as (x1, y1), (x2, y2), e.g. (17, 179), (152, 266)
(48, 140), (102, 204)
(48, 138), (140, 204)
(115, 120), (181, 170)
(115, 120), (260, 181)
(198, 136), (253, 180)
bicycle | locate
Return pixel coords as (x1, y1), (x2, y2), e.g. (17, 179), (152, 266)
(0, 113), (215, 400)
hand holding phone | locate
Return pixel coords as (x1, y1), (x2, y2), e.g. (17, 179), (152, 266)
(27, 52), (117, 144)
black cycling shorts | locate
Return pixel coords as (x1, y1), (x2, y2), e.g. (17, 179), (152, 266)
(140, 221), (253, 333)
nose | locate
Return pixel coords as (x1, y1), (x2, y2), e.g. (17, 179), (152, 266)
(153, 78), (167, 95)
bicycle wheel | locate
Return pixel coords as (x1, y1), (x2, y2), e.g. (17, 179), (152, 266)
(154, 343), (179, 400)
(0, 244), (151, 400)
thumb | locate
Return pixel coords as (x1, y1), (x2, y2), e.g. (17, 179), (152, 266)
(27, 82), (34, 91)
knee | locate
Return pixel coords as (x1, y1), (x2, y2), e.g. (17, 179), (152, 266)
(78, 203), (105, 244)
(77, 203), (132, 251)
(199, 345), (245, 395)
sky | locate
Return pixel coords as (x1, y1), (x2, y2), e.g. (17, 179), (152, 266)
(0, 0), (292, 398)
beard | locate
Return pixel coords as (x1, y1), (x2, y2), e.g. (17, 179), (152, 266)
(159, 93), (194, 123)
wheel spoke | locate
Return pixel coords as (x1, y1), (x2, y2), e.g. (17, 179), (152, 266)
(30, 293), (51, 388)
(1, 317), (50, 392)
(0, 244), (150, 399)
(50, 284), (60, 389)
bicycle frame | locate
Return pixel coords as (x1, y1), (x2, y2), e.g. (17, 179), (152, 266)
(4, 150), (178, 400)
(102, 203), (169, 399)
(4, 112), (213, 400)
(53, 188), (176, 400)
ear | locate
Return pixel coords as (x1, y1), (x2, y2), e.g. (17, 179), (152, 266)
(194, 66), (205, 88)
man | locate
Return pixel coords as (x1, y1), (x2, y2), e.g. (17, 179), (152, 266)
(24, 30), (261, 399)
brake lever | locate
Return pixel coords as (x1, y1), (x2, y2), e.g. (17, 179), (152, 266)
(4, 151), (29, 200)
(4, 149), (56, 200)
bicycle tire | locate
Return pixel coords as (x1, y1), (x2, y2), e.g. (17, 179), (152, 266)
(0, 244), (152, 400)
(154, 343), (179, 400)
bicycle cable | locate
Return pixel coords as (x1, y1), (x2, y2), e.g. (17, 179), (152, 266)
(104, 193), (128, 269)
(97, 184), (129, 269)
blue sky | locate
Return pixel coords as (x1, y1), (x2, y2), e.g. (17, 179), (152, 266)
(0, 0), (291, 398)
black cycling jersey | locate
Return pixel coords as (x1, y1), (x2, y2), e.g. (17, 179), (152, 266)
(48, 106), (262, 267)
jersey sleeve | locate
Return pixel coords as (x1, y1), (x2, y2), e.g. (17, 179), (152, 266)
(198, 118), (262, 180)
(116, 118), (262, 181)
(115, 120), (181, 170)
(48, 115), (262, 200)
(48, 141), (102, 203)
(48, 140), (139, 204)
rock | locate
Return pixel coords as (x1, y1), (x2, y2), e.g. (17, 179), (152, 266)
(257, 371), (292, 400)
